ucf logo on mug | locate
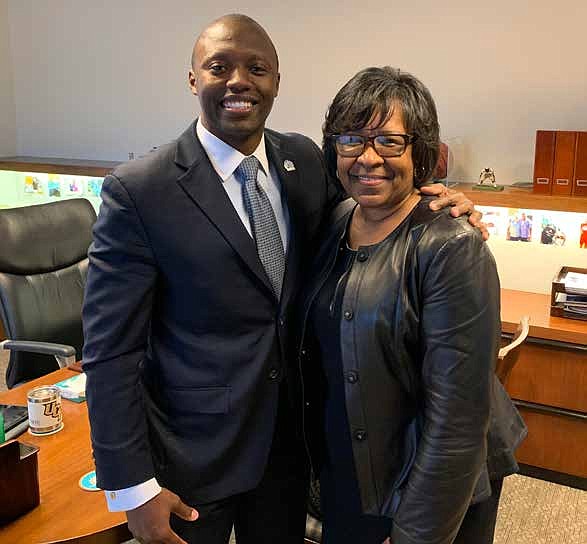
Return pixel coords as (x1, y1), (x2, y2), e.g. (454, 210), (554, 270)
(27, 385), (64, 435)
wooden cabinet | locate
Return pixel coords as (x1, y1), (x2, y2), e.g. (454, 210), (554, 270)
(514, 408), (586, 477)
(506, 340), (586, 413)
(501, 290), (587, 481)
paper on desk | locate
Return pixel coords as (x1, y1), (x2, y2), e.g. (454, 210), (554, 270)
(564, 272), (587, 295)
(54, 373), (86, 402)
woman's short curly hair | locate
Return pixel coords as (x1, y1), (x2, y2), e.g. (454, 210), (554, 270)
(322, 66), (440, 187)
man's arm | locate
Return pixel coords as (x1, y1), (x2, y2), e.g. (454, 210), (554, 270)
(83, 174), (196, 543)
(421, 183), (488, 240)
(83, 173), (158, 488)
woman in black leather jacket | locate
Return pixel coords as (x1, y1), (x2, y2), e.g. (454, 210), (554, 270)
(298, 67), (526, 544)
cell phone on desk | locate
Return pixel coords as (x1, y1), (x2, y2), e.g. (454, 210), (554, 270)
(0, 404), (29, 440)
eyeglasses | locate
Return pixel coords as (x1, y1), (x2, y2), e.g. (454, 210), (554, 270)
(331, 132), (417, 158)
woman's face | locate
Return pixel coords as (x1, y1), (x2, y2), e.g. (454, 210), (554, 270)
(336, 105), (415, 211)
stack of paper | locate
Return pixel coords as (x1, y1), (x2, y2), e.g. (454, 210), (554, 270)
(564, 272), (587, 296)
(556, 292), (587, 316)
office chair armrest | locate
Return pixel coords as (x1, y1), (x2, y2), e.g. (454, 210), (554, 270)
(0, 340), (77, 369)
(498, 315), (530, 359)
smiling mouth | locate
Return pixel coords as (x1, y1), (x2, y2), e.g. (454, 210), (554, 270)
(221, 97), (258, 113)
(351, 174), (392, 186)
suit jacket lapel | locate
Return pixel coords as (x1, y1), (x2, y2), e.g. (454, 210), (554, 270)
(174, 122), (274, 296)
(265, 132), (304, 309)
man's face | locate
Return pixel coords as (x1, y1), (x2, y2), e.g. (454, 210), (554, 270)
(189, 20), (280, 155)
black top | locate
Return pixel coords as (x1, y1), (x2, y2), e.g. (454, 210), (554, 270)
(310, 240), (392, 543)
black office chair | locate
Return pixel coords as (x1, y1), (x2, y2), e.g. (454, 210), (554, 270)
(0, 198), (97, 388)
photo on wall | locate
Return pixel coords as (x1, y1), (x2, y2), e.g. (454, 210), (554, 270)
(506, 209), (533, 242)
(47, 174), (62, 197)
(86, 178), (104, 198)
(539, 212), (568, 246)
(476, 206), (508, 238)
(24, 175), (44, 195)
(64, 176), (84, 196)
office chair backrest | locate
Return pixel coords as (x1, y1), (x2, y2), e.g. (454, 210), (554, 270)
(0, 199), (97, 388)
(496, 315), (530, 386)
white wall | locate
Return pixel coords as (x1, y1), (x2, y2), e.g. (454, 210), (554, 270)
(5, 1), (587, 183)
(488, 239), (587, 294)
(0, 0), (16, 156)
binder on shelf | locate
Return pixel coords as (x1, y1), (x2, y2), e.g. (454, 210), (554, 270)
(573, 131), (587, 197)
(532, 130), (555, 194)
(551, 131), (577, 196)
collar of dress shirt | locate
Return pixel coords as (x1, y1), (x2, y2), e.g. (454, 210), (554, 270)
(196, 119), (270, 181)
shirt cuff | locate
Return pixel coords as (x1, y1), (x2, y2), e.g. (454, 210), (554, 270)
(104, 478), (162, 512)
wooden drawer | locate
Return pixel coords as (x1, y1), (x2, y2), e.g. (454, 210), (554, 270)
(505, 339), (586, 413)
(515, 405), (587, 478)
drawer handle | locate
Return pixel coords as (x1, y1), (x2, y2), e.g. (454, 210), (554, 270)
(514, 400), (587, 421)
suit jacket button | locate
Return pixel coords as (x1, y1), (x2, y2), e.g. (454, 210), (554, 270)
(343, 309), (353, 320)
(346, 371), (358, 384)
(354, 430), (367, 441)
(268, 368), (280, 380)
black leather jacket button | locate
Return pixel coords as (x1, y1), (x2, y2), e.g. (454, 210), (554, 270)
(268, 368), (279, 380)
(357, 250), (368, 262)
(354, 430), (367, 441)
(343, 309), (353, 320)
(347, 371), (359, 384)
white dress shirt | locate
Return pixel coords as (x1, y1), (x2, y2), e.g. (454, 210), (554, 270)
(104, 120), (290, 511)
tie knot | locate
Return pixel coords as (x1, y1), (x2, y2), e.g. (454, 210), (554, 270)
(235, 156), (260, 184)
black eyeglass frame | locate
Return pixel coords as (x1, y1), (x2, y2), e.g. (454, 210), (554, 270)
(331, 132), (418, 158)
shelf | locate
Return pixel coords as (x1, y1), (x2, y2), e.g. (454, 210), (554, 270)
(0, 156), (120, 177)
(455, 183), (587, 213)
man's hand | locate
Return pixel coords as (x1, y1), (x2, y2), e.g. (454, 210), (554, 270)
(126, 488), (198, 544)
(421, 183), (489, 240)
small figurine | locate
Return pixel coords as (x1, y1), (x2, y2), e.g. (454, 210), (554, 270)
(473, 167), (504, 192)
(478, 167), (497, 187)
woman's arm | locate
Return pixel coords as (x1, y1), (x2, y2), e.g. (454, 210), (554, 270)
(391, 231), (500, 544)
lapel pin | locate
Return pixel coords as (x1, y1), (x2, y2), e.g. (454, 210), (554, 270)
(283, 160), (296, 172)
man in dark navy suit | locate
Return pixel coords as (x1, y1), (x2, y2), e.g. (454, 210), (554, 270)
(83, 13), (480, 544)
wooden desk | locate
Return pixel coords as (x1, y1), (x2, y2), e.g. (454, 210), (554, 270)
(0, 369), (130, 544)
(500, 289), (587, 481)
